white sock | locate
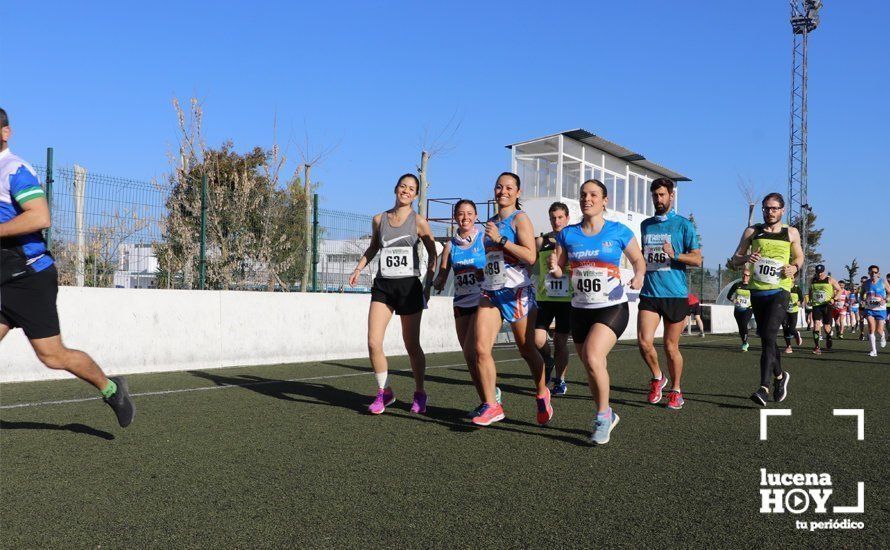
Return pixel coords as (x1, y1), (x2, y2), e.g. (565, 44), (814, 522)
(375, 371), (388, 390)
(868, 335), (876, 353)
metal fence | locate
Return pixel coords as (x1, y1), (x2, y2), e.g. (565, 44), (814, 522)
(32, 153), (453, 292)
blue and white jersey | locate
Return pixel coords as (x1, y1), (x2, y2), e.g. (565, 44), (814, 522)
(482, 210), (532, 291)
(640, 210), (699, 298)
(450, 229), (485, 308)
(555, 220), (635, 310)
(1, 149), (54, 274)
(863, 279), (888, 310)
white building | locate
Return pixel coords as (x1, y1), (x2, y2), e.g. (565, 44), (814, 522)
(508, 129), (691, 246)
(113, 243), (159, 289)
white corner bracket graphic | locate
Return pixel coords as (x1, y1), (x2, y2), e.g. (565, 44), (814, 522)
(833, 409), (865, 440)
(833, 482), (866, 514)
(759, 409), (792, 440)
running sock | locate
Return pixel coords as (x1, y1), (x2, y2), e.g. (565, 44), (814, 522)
(596, 407), (612, 420)
(742, 334), (748, 343)
(784, 337), (791, 346)
(868, 334), (876, 353)
(100, 379), (117, 398)
(812, 332), (820, 346)
(375, 372), (388, 390)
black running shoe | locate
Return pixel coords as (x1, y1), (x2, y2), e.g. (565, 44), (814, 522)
(773, 372), (790, 403)
(104, 376), (136, 427)
(750, 387), (769, 407)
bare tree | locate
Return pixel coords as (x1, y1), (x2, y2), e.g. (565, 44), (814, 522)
(737, 175), (757, 227)
(296, 129), (339, 292)
(417, 112), (462, 218)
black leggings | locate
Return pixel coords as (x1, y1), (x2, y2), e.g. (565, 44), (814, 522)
(734, 308), (753, 343)
(782, 312), (800, 345)
(751, 291), (790, 388)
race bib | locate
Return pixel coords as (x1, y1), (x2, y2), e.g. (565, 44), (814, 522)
(544, 274), (570, 297)
(572, 267), (609, 305)
(753, 257), (783, 285)
(786, 301), (797, 313)
(735, 295), (750, 309)
(867, 295), (885, 309)
(380, 246), (413, 277)
(812, 290), (828, 304)
(643, 246), (670, 272)
(454, 271), (481, 297)
(484, 250), (507, 289)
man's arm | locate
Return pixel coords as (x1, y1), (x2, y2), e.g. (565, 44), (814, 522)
(0, 197), (51, 238)
(730, 227), (756, 268)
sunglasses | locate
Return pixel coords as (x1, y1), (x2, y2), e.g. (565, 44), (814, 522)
(761, 206), (783, 212)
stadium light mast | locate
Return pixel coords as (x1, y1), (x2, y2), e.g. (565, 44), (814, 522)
(787, 0), (821, 294)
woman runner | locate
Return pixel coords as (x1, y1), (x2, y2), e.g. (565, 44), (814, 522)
(862, 265), (889, 357)
(547, 179), (645, 444)
(432, 199), (502, 416)
(349, 174), (438, 415)
(472, 172), (552, 427)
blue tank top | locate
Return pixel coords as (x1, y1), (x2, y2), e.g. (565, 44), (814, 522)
(450, 229), (486, 308)
(863, 280), (887, 310)
(482, 210), (532, 290)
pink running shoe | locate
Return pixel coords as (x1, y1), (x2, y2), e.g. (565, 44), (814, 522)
(410, 391), (427, 414)
(471, 403), (505, 426)
(536, 388), (554, 425)
(648, 376), (668, 404)
(368, 388), (395, 415)
(666, 390), (685, 410)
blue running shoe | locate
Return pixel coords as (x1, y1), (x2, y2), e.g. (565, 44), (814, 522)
(591, 411), (620, 445)
(551, 379), (567, 396)
(495, 386), (502, 404)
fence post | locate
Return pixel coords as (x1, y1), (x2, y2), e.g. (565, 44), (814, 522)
(312, 193), (319, 292)
(700, 263), (705, 301)
(45, 147), (54, 250)
(199, 173), (207, 290)
(717, 264), (722, 296)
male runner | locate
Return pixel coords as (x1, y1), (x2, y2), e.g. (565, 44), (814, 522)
(730, 193), (803, 406)
(637, 178), (701, 409)
(809, 265), (842, 355)
(0, 107), (135, 427)
(534, 202), (572, 395)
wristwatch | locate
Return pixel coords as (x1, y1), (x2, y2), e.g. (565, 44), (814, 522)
(498, 236), (508, 247)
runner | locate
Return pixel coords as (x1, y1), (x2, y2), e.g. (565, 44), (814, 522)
(432, 199), (502, 416)
(534, 202), (572, 396)
(728, 271), (754, 352)
(348, 174), (438, 415)
(808, 265), (842, 355)
(847, 282), (860, 339)
(472, 172), (552, 427)
(636, 177), (701, 409)
(857, 275), (869, 340)
(831, 280), (849, 338)
(0, 107), (135, 427)
(548, 179), (646, 443)
(782, 280), (804, 354)
(685, 292), (705, 337)
(862, 265), (889, 357)
(730, 192), (803, 406)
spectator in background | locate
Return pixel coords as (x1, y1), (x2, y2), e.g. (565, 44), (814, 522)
(685, 292), (705, 337)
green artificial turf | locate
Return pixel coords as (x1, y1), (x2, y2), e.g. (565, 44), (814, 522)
(1, 335), (887, 548)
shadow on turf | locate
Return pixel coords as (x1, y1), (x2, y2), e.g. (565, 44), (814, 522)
(0, 420), (115, 440)
(188, 370), (596, 446)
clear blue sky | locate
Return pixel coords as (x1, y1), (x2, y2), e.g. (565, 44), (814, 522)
(2, 1), (888, 278)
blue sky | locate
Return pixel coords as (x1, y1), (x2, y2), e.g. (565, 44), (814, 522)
(2, 1), (888, 278)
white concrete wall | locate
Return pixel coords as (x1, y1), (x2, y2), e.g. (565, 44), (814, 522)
(2, 288), (741, 383)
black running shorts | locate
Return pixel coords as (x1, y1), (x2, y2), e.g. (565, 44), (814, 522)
(638, 295), (688, 324)
(0, 265), (61, 340)
(453, 305), (478, 318)
(371, 277), (425, 316)
(811, 303), (832, 324)
(535, 301), (571, 334)
(570, 302), (630, 342)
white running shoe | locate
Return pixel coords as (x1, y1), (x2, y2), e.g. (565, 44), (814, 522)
(868, 350), (878, 357)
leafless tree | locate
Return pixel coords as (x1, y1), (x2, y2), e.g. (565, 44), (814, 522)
(296, 128), (339, 292)
(417, 112), (462, 218)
